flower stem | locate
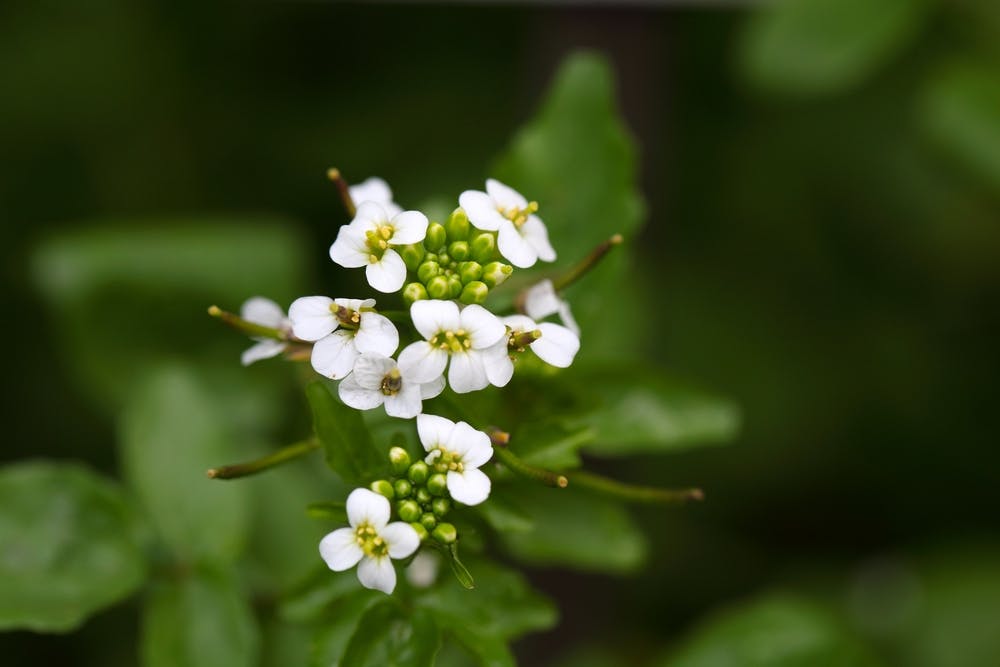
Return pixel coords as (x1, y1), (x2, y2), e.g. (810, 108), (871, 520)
(326, 167), (356, 217)
(553, 233), (624, 292)
(488, 429), (568, 488)
(207, 305), (286, 340)
(207, 438), (320, 480)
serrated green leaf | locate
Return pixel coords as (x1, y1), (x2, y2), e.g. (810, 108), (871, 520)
(119, 365), (251, 565)
(0, 461), (147, 632)
(340, 601), (441, 667)
(140, 568), (259, 667)
(739, 0), (928, 96)
(306, 381), (385, 485)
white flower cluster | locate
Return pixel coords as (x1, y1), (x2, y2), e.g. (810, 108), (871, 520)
(240, 176), (582, 593)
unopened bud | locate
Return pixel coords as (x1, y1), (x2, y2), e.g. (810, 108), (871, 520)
(445, 208), (470, 241)
(426, 275), (451, 299)
(389, 447), (412, 474)
(448, 276), (464, 299)
(417, 260), (441, 284)
(424, 222), (447, 251)
(402, 282), (428, 306)
(393, 478), (413, 498)
(370, 479), (394, 499)
(431, 497), (451, 517)
(415, 487), (432, 505)
(482, 261), (513, 288)
(431, 522), (457, 544)
(427, 473), (448, 496)
(410, 521), (429, 541)
(420, 512), (438, 531)
(407, 461), (429, 484)
(459, 281), (489, 305)
(470, 232), (497, 264)
(448, 241), (470, 262)
(398, 499), (422, 522)
(458, 261), (483, 284)
(399, 243), (426, 272)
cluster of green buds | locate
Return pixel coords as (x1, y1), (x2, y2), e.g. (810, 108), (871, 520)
(399, 209), (514, 306)
(369, 446), (458, 545)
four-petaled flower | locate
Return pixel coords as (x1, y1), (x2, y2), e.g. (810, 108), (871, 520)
(459, 179), (556, 269)
(319, 488), (420, 594)
(398, 300), (510, 394)
(339, 353), (445, 419)
(417, 414), (493, 506)
(239, 297), (291, 366)
(329, 202), (428, 293)
(288, 296), (398, 380)
(348, 176), (402, 218)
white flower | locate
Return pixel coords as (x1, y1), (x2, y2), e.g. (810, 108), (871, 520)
(417, 414), (493, 506)
(239, 297), (290, 366)
(397, 300), (509, 394)
(338, 353), (445, 419)
(502, 314), (580, 368)
(523, 279), (580, 336)
(348, 176), (402, 218)
(329, 202), (428, 293)
(288, 296), (399, 380)
(459, 178), (556, 269)
(318, 488), (420, 595)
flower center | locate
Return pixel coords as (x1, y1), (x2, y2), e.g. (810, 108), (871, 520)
(430, 329), (473, 354)
(380, 368), (403, 396)
(365, 224), (395, 262)
(329, 304), (361, 330)
(498, 201), (539, 228)
(428, 447), (465, 474)
(355, 523), (389, 557)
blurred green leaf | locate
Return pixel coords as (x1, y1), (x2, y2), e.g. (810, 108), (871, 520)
(141, 568), (259, 667)
(119, 364), (251, 565)
(0, 461), (147, 632)
(511, 420), (592, 469)
(661, 594), (883, 667)
(739, 0), (928, 96)
(340, 601), (441, 667)
(310, 588), (384, 667)
(477, 495), (534, 534)
(920, 62), (1000, 194)
(306, 380), (386, 485)
(493, 485), (647, 573)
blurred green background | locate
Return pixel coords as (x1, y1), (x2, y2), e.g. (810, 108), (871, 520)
(2, 0), (999, 665)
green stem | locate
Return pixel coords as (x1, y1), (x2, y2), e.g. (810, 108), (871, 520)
(553, 233), (623, 292)
(327, 167), (356, 217)
(492, 444), (568, 488)
(207, 439), (320, 480)
(208, 305), (286, 340)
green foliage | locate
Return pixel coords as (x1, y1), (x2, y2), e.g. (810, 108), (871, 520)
(306, 380), (386, 485)
(0, 462), (147, 632)
(739, 0), (929, 96)
(341, 603), (442, 667)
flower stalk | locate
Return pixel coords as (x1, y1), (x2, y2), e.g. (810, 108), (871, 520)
(208, 305), (287, 341)
(553, 233), (623, 292)
(326, 167), (357, 217)
(207, 438), (320, 480)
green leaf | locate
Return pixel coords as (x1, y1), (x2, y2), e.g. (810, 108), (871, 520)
(661, 594), (883, 667)
(493, 484), (647, 573)
(920, 62), (1000, 194)
(140, 568), (260, 667)
(339, 601), (441, 667)
(0, 461), (147, 632)
(309, 588), (383, 667)
(511, 420), (592, 470)
(444, 544), (475, 590)
(739, 0), (928, 96)
(306, 381), (385, 485)
(119, 364), (251, 565)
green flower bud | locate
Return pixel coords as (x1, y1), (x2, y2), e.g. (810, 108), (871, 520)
(445, 208), (470, 241)
(431, 497), (451, 517)
(393, 478), (413, 499)
(415, 487), (432, 505)
(432, 522), (457, 545)
(427, 473), (448, 496)
(398, 499), (421, 522)
(459, 281), (489, 305)
(437, 250), (450, 264)
(402, 282), (428, 306)
(370, 479), (394, 499)
(470, 232), (496, 264)
(389, 446), (411, 474)
(458, 261), (483, 284)
(407, 461), (429, 484)
(417, 260), (440, 284)
(426, 275), (451, 299)
(399, 243), (426, 272)
(448, 276), (464, 299)
(482, 261), (513, 288)
(448, 241), (470, 262)
(410, 521), (429, 541)
(420, 513), (438, 531)
(424, 222), (447, 251)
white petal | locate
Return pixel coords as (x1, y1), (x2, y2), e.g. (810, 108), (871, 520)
(319, 528), (363, 571)
(338, 374), (385, 411)
(558, 301), (581, 337)
(459, 304), (506, 348)
(349, 177), (393, 207)
(448, 351), (488, 394)
(351, 201), (390, 230)
(346, 488), (390, 530)
(410, 300), (460, 340)
(334, 297), (375, 312)
(497, 221), (538, 268)
(417, 414), (456, 451)
(521, 215), (556, 262)
(240, 297), (286, 328)
(397, 341), (448, 384)
(523, 280), (561, 320)
(355, 312), (399, 356)
(381, 522), (420, 559)
(329, 226), (370, 269)
(384, 383), (423, 419)
(485, 179), (528, 210)
(446, 421), (493, 468)
(406, 552), (440, 588)
(459, 190), (505, 232)
(365, 250), (407, 293)
(288, 296), (337, 342)
(241, 340), (286, 366)
(533, 322), (580, 368)
(311, 330), (358, 380)
(482, 340), (514, 387)
(357, 555), (396, 594)
(501, 314), (537, 332)
(447, 468), (491, 506)
(418, 374), (446, 400)
(351, 353), (396, 389)
(388, 210), (429, 245)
